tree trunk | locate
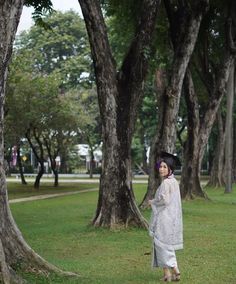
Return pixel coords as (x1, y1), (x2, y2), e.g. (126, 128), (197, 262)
(26, 130), (45, 189)
(44, 138), (59, 187)
(0, 1), (76, 282)
(89, 149), (94, 179)
(16, 145), (27, 185)
(180, 48), (234, 198)
(0, 170), (76, 282)
(140, 2), (208, 208)
(207, 110), (225, 187)
(139, 134), (160, 208)
(52, 168), (59, 187)
(94, 134), (147, 228)
(233, 61), (236, 182)
(180, 70), (207, 198)
(60, 152), (68, 173)
(233, 115), (236, 182)
(79, 0), (160, 228)
(224, 63), (234, 193)
(181, 3), (236, 198)
(140, 127), (148, 173)
(34, 161), (44, 189)
(51, 162), (59, 188)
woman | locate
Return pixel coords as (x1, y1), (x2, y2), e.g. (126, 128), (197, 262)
(149, 152), (183, 282)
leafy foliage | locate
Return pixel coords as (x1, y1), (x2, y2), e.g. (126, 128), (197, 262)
(15, 10), (92, 90)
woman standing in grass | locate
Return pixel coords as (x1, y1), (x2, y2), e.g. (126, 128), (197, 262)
(149, 152), (183, 282)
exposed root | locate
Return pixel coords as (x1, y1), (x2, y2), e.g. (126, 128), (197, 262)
(0, 240), (25, 284)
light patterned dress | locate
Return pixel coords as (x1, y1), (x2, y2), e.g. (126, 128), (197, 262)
(149, 174), (183, 268)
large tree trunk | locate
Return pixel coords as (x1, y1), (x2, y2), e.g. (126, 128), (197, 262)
(140, 1), (208, 208)
(180, 70), (207, 198)
(224, 63), (234, 193)
(180, 49), (234, 198)
(181, 3), (236, 198)
(0, 170), (76, 282)
(0, 1), (76, 282)
(207, 110), (225, 187)
(79, 0), (160, 228)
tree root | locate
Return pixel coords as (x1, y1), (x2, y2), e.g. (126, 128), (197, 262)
(0, 240), (25, 284)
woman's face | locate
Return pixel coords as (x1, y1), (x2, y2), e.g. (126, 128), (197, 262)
(159, 161), (170, 177)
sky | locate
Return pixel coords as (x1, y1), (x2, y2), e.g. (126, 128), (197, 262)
(17, 0), (82, 34)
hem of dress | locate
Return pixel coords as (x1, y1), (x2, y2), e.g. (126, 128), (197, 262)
(153, 237), (183, 251)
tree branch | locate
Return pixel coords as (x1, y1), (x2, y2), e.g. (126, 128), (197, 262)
(119, 0), (161, 85)
(226, 18), (236, 54)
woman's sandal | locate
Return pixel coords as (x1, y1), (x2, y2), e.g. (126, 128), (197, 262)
(172, 272), (181, 281)
(163, 274), (172, 282)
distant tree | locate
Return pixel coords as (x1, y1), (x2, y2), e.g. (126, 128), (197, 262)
(7, 9), (96, 185)
(6, 57), (85, 188)
(74, 88), (101, 178)
(133, 87), (157, 174)
(15, 10), (92, 90)
(12, 10), (94, 178)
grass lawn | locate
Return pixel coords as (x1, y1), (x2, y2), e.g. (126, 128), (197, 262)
(7, 182), (99, 200)
(9, 183), (236, 283)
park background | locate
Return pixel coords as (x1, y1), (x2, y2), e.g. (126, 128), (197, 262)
(0, 0), (236, 283)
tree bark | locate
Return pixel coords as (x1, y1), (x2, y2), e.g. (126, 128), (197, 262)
(79, 0), (160, 228)
(140, 124), (148, 173)
(0, 1), (76, 282)
(16, 145), (27, 185)
(224, 63), (234, 193)
(140, 1), (209, 208)
(180, 70), (207, 198)
(207, 110), (225, 187)
(180, 1), (236, 198)
(180, 50), (234, 198)
(60, 150), (68, 173)
(88, 143), (94, 179)
(26, 129), (45, 189)
(44, 137), (59, 187)
(233, 112), (236, 182)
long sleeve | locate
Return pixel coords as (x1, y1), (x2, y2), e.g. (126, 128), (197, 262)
(150, 181), (170, 207)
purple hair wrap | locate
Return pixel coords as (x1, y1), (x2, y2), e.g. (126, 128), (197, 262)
(156, 160), (162, 169)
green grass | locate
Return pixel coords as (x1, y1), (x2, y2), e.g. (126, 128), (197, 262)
(9, 183), (236, 283)
(7, 182), (99, 199)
